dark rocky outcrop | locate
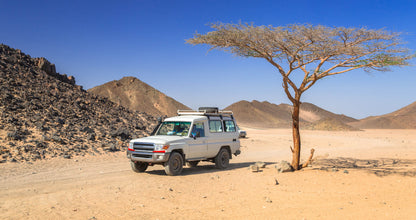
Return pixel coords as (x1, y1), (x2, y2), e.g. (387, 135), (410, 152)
(0, 44), (157, 163)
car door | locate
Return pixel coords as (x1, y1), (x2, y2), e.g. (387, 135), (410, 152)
(187, 122), (208, 159)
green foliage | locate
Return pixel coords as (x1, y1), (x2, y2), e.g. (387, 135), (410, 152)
(187, 23), (412, 90)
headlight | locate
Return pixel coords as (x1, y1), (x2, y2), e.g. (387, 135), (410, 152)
(128, 142), (134, 151)
(154, 144), (169, 153)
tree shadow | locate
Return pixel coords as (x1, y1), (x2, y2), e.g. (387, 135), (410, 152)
(312, 157), (416, 177)
(145, 161), (277, 176)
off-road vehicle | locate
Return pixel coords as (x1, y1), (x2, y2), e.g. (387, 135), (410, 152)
(127, 107), (241, 175)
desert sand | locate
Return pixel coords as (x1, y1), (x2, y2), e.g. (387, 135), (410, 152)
(1, 128), (416, 220)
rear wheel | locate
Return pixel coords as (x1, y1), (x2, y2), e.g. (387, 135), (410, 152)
(215, 148), (230, 169)
(164, 152), (184, 176)
(131, 161), (148, 173)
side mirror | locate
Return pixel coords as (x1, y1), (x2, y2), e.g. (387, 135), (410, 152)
(191, 131), (201, 139)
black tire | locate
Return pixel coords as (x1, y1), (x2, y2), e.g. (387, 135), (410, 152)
(164, 152), (184, 176)
(215, 148), (230, 169)
(188, 161), (199, 168)
(131, 161), (148, 173)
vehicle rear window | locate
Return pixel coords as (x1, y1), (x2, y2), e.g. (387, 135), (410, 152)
(224, 120), (236, 132)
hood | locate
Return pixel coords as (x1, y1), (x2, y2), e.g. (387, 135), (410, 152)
(130, 135), (187, 145)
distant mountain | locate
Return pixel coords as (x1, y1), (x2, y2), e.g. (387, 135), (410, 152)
(88, 77), (190, 117)
(349, 101), (416, 129)
(225, 100), (292, 128)
(0, 44), (156, 163)
(225, 100), (358, 130)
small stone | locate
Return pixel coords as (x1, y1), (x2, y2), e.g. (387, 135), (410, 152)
(211, 175), (220, 179)
(87, 133), (96, 141)
(255, 161), (266, 168)
(274, 178), (279, 185)
(249, 164), (259, 172)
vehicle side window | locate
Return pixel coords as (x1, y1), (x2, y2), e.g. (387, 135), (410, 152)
(209, 120), (223, 133)
(224, 120), (236, 132)
(191, 122), (205, 137)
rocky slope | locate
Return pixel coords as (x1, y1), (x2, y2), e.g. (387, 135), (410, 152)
(225, 100), (358, 130)
(88, 77), (190, 117)
(348, 101), (416, 129)
(0, 44), (157, 163)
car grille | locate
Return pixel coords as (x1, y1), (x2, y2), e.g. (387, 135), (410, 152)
(133, 142), (154, 152)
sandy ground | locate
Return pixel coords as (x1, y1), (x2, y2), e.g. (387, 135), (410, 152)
(1, 128), (416, 220)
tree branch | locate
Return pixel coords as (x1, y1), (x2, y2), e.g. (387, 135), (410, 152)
(301, 148), (315, 168)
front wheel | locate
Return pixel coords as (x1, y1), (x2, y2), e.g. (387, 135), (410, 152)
(164, 152), (184, 176)
(131, 161), (148, 173)
(215, 148), (230, 169)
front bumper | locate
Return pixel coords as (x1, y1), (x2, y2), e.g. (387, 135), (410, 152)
(127, 150), (170, 163)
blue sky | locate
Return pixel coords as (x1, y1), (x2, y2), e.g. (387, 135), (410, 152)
(1, 0), (415, 119)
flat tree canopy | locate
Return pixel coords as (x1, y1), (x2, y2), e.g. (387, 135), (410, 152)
(187, 23), (413, 170)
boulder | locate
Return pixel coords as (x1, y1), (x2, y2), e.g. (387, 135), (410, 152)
(275, 160), (294, 173)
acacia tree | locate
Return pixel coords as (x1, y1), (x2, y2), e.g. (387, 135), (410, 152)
(187, 23), (413, 170)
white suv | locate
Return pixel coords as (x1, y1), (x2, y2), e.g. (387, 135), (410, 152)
(127, 107), (241, 175)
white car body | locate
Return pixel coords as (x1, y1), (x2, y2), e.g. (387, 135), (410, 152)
(127, 108), (241, 175)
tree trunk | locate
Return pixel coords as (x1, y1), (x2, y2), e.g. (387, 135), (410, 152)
(291, 100), (301, 170)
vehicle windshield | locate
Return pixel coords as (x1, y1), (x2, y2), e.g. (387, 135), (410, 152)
(156, 121), (191, 136)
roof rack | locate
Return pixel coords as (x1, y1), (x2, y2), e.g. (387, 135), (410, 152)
(177, 108), (234, 119)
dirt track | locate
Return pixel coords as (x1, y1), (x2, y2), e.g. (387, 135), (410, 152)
(1, 128), (416, 219)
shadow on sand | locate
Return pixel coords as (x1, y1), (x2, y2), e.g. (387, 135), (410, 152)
(313, 157), (416, 177)
(145, 161), (277, 176)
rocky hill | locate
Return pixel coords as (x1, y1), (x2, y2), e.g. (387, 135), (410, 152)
(348, 101), (416, 129)
(0, 44), (157, 163)
(88, 77), (190, 117)
(225, 100), (292, 128)
(225, 100), (358, 130)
